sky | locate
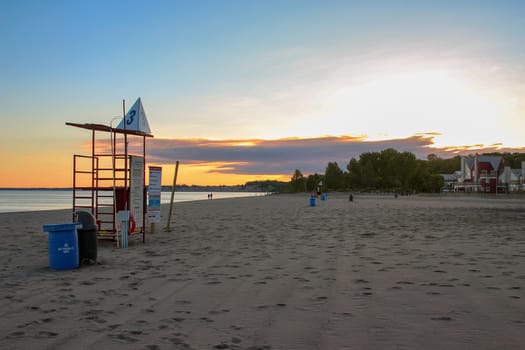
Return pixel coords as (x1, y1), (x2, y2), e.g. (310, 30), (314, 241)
(1, 0), (524, 187)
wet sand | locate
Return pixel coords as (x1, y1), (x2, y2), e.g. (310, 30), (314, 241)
(1, 193), (524, 349)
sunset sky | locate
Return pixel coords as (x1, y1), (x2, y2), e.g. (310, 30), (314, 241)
(1, 0), (524, 187)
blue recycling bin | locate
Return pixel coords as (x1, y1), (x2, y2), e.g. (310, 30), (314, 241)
(309, 197), (316, 207)
(43, 223), (81, 270)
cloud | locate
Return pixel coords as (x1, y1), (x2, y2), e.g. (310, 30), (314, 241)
(101, 133), (524, 179)
(141, 134), (516, 176)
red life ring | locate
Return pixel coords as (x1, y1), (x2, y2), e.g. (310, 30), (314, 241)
(129, 213), (136, 234)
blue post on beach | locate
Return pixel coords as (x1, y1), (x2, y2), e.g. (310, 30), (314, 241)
(310, 196), (316, 207)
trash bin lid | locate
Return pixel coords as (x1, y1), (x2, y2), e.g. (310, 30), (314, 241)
(43, 223), (82, 232)
(75, 211), (98, 230)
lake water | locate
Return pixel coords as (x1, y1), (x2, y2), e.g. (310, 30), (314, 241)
(0, 189), (265, 213)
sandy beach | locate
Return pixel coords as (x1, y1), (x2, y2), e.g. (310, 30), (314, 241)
(1, 193), (524, 350)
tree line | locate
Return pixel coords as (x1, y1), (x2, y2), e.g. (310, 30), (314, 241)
(289, 149), (525, 194)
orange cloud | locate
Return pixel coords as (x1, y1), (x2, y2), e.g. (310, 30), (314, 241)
(157, 162), (288, 186)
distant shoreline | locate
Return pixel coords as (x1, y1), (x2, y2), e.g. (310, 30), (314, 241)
(0, 187), (267, 192)
(1, 187), (524, 197)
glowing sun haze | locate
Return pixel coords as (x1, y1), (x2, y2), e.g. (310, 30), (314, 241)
(329, 67), (516, 147)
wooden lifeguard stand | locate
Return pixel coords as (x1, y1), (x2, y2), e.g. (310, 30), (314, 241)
(66, 99), (153, 243)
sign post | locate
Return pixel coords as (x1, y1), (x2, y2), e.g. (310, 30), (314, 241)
(130, 156), (145, 232)
(148, 166), (162, 234)
(165, 161), (180, 232)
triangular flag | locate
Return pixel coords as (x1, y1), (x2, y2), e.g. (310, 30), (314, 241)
(116, 98), (151, 134)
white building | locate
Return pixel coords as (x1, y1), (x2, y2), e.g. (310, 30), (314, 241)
(499, 161), (524, 192)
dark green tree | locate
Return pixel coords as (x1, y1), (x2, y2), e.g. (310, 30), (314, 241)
(427, 154), (461, 174)
(395, 151), (418, 191)
(346, 157), (361, 189)
(409, 159), (444, 192)
(377, 148), (401, 189)
(290, 169), (306, 193)
(324, 162), (345, 191)
(357, 152), (381, 190)
(409, 159), (431, 192)
(306, 173), (323, 192)
(424, 174), (445, 192)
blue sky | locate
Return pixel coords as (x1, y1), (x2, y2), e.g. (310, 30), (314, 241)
(1, 0), (524, 186)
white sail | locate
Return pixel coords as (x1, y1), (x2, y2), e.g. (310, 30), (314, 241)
(116, 98), (151, 134)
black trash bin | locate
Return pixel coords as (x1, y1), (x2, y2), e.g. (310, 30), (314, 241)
(75, 211), (98, 265)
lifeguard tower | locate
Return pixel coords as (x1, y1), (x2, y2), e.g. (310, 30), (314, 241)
(66, 98), (153, 243)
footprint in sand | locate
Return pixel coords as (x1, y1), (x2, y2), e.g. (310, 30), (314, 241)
(353, 279), (369, 284)
(293, 277), (310, 283)
(396, 281), (414, 285)
(111, 333), (139, 343)
(313, 296), (329, 301)
(163, 337), (189, 346)
(430, 316), (454, 321)
(209, 309), (230, 315)
(9, 331), (25, 337)
(144, 345), (161, 350)
(38, 331), (59, 337)
(207, 280), (222, 285)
